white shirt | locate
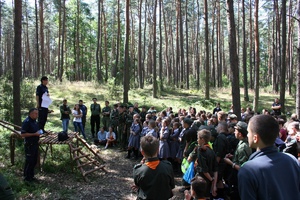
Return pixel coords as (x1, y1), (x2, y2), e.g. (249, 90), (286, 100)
(72, 109), (83, 123)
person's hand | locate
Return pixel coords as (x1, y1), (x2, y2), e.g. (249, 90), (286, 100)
(131, 185), (139, 192)
(225, 153), (233, 159)
(184, 190), (191, 200)
(211, 184), (217, 197)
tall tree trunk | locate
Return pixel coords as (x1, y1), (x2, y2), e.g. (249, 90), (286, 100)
(96, 0), (102, 82)
(76, 0), (81, 81)
(249, 0), (253, 89)
(123, 0), (130, 103)
(0, 1), (2, 76)
(242, 0), (249, 101)
(39, 0), (45, 75)
(176, 0), (180, 87)
(196, 0), (200, 90)
(288, 0), (294, 95)
(185, 0), (189, 89)
(227, 0), (241, 120)
(162, 3), (170, 85)
(280, 0), (287, 113)
(204, 0), (210, 99)
(296, 0), (300, 117)
(179, 0), (184, 88)
(102, 3), (108, 82)
(159, 0), (163, 91)
(211, 1), (216, 88)
(112, 0), (120, 78)
(61, 0), (66, 81)
(57, 0), (62, 81)
(253, 0), (260, 112)
(13, 0), (22, 126)
(35, 0), (40, 77)
(138, 0), (143, 88)
(152, 0), (158, 98)
(217, 0), (222, 87)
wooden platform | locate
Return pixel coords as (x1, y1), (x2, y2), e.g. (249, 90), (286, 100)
(0, 120), (107, 181)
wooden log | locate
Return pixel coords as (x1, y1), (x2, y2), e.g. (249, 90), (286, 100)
(83, 167), (103, 176)
(73, 154), (90, 160)
(76, 160), (97, 168)
(70, 147), (82, 152)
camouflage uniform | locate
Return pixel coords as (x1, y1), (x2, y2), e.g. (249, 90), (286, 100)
(102, 105), (111, 130)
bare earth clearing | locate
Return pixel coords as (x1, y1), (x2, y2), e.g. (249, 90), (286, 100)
(18, 145), (184, 200)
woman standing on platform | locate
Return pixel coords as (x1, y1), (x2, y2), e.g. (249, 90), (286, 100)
(72, 104), (87, 140)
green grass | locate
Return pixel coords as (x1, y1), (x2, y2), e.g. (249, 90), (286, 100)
(0, 80), (296, 198)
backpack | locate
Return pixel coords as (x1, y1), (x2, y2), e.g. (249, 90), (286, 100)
(58, 131), (69, 141)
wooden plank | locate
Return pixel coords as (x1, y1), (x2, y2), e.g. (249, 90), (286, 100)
(73, 154), (90, 160)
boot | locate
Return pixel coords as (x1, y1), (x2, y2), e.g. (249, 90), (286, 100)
(125, 149), (131, 159)
(133, 149), (138, 160)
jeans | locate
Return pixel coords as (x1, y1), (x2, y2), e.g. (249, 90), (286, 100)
(73, 121), (86, 139)
(62, 118), (69, 132)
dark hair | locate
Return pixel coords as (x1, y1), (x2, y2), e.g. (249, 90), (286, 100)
(249, 115), (279, 146)
(29, 108), (38, 115)
(191, 176), (207, 199)
(74, 104), (82, 115)
(140, 135), (159, 157)
(40, 76), (48, 82)
(105, 100), (109, 104)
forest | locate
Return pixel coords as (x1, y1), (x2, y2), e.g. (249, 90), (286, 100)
(0, 0), (300, 125)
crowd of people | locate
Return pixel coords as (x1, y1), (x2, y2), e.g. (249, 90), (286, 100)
(20, 76), (300, 200)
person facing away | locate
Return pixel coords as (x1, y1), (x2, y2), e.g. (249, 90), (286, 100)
(60, 99), (71, 132)
(132, 135), (175, 200)
(21, 108), (41, 182)
(238, 114), (300, 200)
(184, 176), (208, 200)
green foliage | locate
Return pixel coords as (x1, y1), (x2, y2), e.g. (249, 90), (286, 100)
(107, 78), (123, 100)
(0, 78), (35, 121)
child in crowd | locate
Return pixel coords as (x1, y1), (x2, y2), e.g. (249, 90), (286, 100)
(126, 118), (141, 159)
(105, 127), (116, 149)
(132, 135), (175, 199)
(159, 119), (170, 160)
(146, 120), (158, 138)
(94, 126), (107, 145)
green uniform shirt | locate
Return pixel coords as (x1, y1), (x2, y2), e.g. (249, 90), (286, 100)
(102, 106), (111, 117)
(90, 103), (101, 116)
(232, 138), (252, 166)
(60, 104), (71, 120)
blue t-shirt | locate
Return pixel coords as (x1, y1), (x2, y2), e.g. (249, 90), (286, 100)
(21, 116), (40, 144)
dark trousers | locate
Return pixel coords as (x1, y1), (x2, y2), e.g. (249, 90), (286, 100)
(24, 143), (38, 181)
(82, 115), (86, 129)
(38, 107), (48, 131)
(90, 115), (100, 137)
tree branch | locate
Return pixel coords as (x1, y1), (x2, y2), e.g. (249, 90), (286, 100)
(287, 14), (300, 23)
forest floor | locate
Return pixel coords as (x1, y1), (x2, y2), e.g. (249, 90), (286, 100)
(9, 140), (185, 200)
